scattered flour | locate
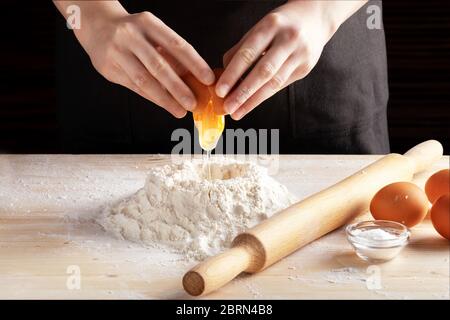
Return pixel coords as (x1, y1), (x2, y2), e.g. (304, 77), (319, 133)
(323, 267), (366, 284)
(98, 159), (295, 259)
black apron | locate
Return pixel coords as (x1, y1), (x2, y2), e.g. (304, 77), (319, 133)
(56, 0), (389, 154)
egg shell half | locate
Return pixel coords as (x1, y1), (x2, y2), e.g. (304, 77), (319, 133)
(182, 68), (226, 115)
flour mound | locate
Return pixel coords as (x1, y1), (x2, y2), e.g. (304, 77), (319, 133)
(98, 159), (295, 259)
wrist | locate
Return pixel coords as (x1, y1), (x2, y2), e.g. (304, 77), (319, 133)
(316, 1), (342, 40)
(317, 0), (368, 38)
(286, 0), (367, 42)
(73, 2), (129, 49)
(284, 0), (339, 42)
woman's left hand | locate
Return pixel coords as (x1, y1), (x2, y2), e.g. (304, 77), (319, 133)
(215, 0), (363, 120)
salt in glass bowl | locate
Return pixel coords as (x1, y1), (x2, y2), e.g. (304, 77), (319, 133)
(346, 220), (410, 263)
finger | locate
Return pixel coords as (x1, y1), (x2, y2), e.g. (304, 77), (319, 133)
(223, 42), (239, 68)
(222, 17), (268, 68)
(216, 14), (281, 98)
(285, 57), (316, 83)
(231, 53), (300, 121)
(143, 12), (215, 85)
(223, 33), (296, 114)
(115, 53), (187, 118)
(216, 35), (273, 98)
(124, 74), (187, 119)
(156, 46), (187, 76)
(131, 34), (197, 111)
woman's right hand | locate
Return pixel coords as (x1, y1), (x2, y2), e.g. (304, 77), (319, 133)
(61, 3), (215, 118)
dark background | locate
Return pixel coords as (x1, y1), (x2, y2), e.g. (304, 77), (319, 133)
(0, 0), (449, 154)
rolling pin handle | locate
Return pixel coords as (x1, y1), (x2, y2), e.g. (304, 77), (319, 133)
(403, 140), (443, 173)
(183, 245), (253, 296)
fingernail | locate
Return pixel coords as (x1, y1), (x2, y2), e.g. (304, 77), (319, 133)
(224, 100), (238, 114)
(216, 84), (230, 98)
(202, 69), (215, 85)
(176, 110), (187, 119)
(231, 110), (243, 120)
(181, 96), (196, 111)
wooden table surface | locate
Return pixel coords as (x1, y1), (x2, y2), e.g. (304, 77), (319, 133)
(0, 154), (448, 299)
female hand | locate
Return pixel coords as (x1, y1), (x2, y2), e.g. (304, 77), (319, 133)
(215, 0), (367, 120)
(58, 2), (215, 118)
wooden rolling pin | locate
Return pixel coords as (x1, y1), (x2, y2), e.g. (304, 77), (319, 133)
(183, 140), (443, 296)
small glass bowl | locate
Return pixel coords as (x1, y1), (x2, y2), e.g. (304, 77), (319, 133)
(346, 220), (410, 263)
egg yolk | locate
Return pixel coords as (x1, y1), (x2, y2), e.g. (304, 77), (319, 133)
(182, 68), (226, 152)
(193, 100), (225, 151)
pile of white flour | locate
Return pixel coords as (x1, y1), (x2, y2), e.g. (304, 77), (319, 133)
(98, 159), (295, 259)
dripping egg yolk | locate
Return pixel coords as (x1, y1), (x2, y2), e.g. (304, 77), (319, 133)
(193, 100), (225, 151)
(182, 68), (226, 151)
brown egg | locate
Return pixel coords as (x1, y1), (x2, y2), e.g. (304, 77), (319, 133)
(430, 194), (450, 240)
(182, 72), (210, 110)
(425, 169), (449, 204)
(182, 68), (226, 115)
(370, 182), (429, 227)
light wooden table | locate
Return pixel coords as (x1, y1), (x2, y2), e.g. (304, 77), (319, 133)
(0, 154), (448, 299)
